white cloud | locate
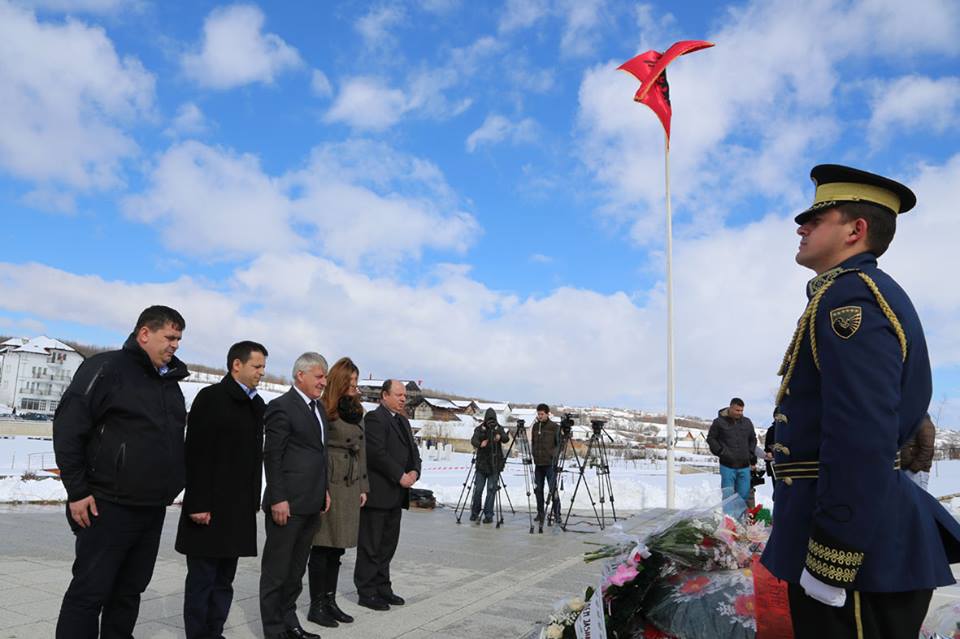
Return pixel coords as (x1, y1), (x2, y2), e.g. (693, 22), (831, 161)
(884, 154), (960, 368)
(355, 5), (405, 50)
(311, 69), (333, 98)
(0, 2), (154, 191)
(575, 0), (960, 244)
(122, 139), (479, 267)
(164, 102), (209, 137)
(20, 187), (77, 213)
(419, 0), (459, 13)
(122, 141), (299, 259)
(181, 4), (302, 90)
(867, 75), (960, 144)
(557, 0), (607, 58)
(325, 36), (501, 130)
(324, 76), (409, 130)
(465, 114), (538, 152)
(498, 0), (549, 32)
(4, 156), (960, 422)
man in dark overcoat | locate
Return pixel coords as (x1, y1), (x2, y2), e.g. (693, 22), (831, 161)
(353, 379), (422, 611)
(175, 341), (268, 639)
(259, 352), (331, 639)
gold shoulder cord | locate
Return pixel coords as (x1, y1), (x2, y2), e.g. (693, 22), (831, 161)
(775, 271), (908, 406)
(775, 282), (833, 406)
(857, 273), (907, 362)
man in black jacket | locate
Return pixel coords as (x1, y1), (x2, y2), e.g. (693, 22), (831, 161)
(354, 379), (422, 611)
(531, 404), (560, 524)
(53, 305), (188, 639)
(706, 397), (757, 514)
(259, 352), (331, 639)
(469, 408), (510, 524)
(176, 340), (268, 639)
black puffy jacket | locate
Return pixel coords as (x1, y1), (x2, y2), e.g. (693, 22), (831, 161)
(53, 335), (189, 506)
(706, 407), (757, 469)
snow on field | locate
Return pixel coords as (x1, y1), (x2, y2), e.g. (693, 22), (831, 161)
(3, 436), (960, 515)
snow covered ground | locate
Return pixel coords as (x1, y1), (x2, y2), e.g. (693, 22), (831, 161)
(2, 435), (959, 515)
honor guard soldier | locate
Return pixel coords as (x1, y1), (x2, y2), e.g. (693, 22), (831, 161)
(760, 165), (960, 639)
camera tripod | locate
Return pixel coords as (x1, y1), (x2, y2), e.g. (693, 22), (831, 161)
(501, 419), (536, 533)
(561, 419), (618, 531)
(452, 421), (519, 529)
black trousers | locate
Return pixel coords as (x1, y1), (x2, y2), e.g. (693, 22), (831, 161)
(354, 506), (402, 598)
(788, 583), (932, 639)
(259, 511), (320, 638)
(308, 546), (345, 598)
(56, 500), (166, 639)
(183, 555), (238, 639)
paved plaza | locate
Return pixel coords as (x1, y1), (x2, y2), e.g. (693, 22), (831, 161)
(0, 504), (670, 638)
(3, 503), (960, 638)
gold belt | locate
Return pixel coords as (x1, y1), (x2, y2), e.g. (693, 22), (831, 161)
(772, 456), (900, 485)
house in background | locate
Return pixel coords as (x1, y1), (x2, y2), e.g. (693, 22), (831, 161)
(0, 337), (84, 416)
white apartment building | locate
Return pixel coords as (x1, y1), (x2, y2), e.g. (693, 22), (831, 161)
(0, 336), (84, 415)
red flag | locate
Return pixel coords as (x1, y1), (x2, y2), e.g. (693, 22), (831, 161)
(618, 40), (714, 142)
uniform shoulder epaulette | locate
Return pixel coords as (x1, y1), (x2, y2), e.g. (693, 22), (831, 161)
(775, 267), (857, 405)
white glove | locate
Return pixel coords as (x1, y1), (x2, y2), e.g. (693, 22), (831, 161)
(800, 568), (846, 607)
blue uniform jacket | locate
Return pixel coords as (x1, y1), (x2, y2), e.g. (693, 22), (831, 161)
(760, 252), (960, 592)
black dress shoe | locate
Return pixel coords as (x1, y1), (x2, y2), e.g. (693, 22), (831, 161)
(284, 627), (321, 639)
(357, 595), (390, 611)
(326, 598), (354, 623)
(379, 592), (405, 606)
(307, 605), (338, 628)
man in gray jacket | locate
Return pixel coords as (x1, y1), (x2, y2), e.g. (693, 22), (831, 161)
(706, 397), (757, 514)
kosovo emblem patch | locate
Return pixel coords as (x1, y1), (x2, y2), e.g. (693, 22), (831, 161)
(830, 306), (862, 339)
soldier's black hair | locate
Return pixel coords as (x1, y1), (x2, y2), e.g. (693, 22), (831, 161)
(836, 202), (897, 257)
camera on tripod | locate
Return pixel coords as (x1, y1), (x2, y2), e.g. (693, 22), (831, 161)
(559, 413), (575, 436)
(516, 418), (525, 427)
(590, 419), (605, 435)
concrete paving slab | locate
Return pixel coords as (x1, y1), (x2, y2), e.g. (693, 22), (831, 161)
(3, 503), (959, 638)
(0, 504), (662, 638)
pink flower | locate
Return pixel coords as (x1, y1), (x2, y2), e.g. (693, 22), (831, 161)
(607, 562), (639, 588)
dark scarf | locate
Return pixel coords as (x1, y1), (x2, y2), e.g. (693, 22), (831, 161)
(338, 395), (364, 425)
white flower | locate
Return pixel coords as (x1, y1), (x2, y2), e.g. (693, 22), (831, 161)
(568, 597), (585, 612)
(546, 623), (565, 639)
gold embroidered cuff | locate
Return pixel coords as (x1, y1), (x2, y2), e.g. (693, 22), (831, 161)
(805, 537), (864, 587)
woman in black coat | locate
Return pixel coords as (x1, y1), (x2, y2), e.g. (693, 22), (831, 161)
(175, 343), (267, 639)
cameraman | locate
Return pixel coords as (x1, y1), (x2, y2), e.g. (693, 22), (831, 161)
(531, 404), (561, 524)
(470, 408), (510, 523)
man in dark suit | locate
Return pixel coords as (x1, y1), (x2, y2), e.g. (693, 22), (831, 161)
(354, 379), (422, 611)
(260, 352), (332, 639)
(176, 340), (268, 639)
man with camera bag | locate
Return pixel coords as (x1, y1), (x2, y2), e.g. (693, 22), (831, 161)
(531, 404), (561, 524)
(470, 408), (510, 523)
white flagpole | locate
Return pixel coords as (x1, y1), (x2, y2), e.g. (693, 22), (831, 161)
(664, 132), (676, 510)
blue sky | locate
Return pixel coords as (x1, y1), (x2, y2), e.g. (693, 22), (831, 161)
(2, 0), (959, 426)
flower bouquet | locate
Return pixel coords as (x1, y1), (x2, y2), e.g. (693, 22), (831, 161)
(533, 500), (775, 639)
